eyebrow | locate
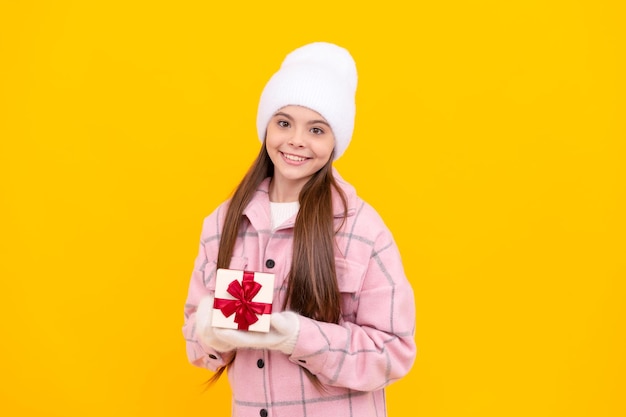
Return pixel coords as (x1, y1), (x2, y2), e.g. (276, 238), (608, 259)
(273, 112), (330, 127)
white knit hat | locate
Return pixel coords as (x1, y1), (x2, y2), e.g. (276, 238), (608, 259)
(256, 42), (358, 160)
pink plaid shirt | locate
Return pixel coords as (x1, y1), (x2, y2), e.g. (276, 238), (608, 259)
(183, 169), (416, 417)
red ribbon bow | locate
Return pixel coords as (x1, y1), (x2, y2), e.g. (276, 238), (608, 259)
(214, 271), (273, 330)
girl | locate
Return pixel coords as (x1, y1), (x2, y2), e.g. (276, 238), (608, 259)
(183, 42), (416, 417)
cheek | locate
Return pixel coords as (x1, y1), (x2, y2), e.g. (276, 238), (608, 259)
(317, 139), (335, 158)
(264, 133), (279, 149)
(265, 126), (286, 146)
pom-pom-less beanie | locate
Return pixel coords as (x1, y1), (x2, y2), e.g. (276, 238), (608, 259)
(256, 42), (358, 160)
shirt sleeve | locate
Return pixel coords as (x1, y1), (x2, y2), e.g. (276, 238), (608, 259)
(182, 208), (234, 371)
(289, 213), (416, 392)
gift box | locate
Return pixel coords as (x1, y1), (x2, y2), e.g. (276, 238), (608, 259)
(212, 269), (274, 332)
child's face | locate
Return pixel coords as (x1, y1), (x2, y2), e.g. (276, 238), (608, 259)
(265, 105), (335, 195)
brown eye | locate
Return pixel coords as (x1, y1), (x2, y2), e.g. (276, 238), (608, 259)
(278, 120), (290, 128)
(310, 127), (324, 135)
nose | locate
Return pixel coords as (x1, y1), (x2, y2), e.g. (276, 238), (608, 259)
(288, 128), (305, 147)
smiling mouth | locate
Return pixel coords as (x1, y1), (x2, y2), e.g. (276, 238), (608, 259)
(281, 152), (309, 162)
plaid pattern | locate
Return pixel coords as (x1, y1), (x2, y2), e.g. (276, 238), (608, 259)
(183, 169), (416, 417)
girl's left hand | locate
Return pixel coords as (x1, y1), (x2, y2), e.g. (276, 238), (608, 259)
(213, 311), (300, 355)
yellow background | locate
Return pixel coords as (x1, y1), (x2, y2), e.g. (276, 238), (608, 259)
(1, 1), (624, 416)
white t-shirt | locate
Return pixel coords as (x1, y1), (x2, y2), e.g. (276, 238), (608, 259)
(269, 201), (300, 231)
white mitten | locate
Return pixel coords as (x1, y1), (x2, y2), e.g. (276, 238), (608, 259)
(194, 294), (235, 353)
(212, 311), (300, 355)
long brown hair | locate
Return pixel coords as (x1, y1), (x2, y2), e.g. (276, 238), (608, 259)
(207, 143), (347, 386)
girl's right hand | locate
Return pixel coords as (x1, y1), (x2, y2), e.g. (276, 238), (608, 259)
(194, 294), (236, 353)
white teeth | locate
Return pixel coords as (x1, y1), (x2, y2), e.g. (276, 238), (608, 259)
(283, 153), (306, 162)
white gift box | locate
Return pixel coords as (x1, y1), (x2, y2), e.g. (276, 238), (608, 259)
(212, 268), (274, 332)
